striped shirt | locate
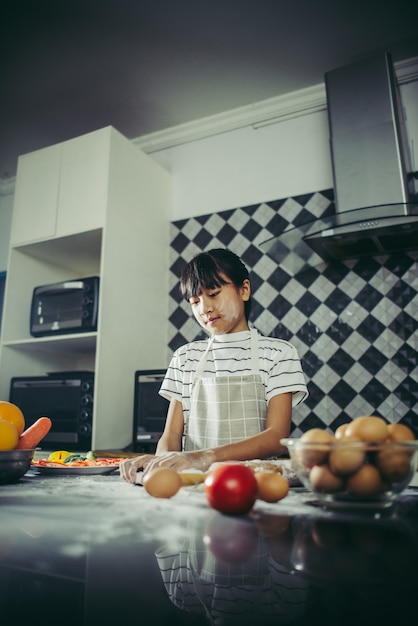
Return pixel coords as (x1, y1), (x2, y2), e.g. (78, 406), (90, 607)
(160, 329), (308, 421)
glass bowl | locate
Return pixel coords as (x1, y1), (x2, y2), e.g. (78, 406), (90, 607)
(281, 438), (418, 509)
(0, 449), (35, 485)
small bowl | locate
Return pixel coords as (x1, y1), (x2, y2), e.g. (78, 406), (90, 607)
(0, 449), (35, 485)
(281, 438), (418, 509)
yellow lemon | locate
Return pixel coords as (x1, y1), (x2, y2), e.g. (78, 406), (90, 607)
(0, 401), (25, 436)
(48, 450), (72, 462)
(0, 419), (19, 451)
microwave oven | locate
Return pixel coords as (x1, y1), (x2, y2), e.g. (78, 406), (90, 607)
(10, 372), (94, 451)
(30, 276), (99, 337)
(133, 369), (169, 452)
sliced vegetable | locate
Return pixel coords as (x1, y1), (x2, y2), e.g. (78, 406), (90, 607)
(48, 450), (72, 462)
(67, 459), (96, 466)
(63, 453), (88, 463)
(17, 417), (52, 449)
(33, 459), (67, 467)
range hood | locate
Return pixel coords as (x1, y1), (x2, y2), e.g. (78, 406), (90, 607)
(260, 52), (418, 271)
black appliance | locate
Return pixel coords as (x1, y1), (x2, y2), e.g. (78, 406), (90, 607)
(10, 372), (94, 451)
(30, 276), (99, 337)
(133, 369), (169, 452)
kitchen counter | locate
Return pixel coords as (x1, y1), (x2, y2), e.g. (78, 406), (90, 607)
(1, 469), (418, 626)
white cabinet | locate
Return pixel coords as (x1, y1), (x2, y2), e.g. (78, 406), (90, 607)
(0, 126), (171, 450)
(11, 127), (113, 245)
(11, 143), (61, 243)
(56, 129), (111, 236)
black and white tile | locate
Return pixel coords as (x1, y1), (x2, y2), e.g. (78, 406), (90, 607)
(168, 189), (418, 437)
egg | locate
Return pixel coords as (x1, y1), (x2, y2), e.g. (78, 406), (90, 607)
(255, 471), (289, 502)
(346, 463), (386, 497)
(375, 448), (413, 483)
(142, 467), (182, 498)
(297, 428), (335, 468)
(345, 415), (388, 443)
(334, 423), (349, 439)
(328, 435), (366, 475)
(386, 423), (416, 442)
(309, 464), (344, 493)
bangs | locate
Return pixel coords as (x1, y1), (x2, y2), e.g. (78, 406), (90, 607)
(180, 256), (229, 301)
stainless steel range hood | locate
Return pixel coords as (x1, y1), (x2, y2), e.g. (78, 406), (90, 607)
(260, 52), (418, 270)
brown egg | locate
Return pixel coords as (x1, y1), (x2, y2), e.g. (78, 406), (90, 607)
(142, 467), (182, 498)
(255, 471), (289, 502)
(309, 464), (344, 493)
(334, 423), (349, 439)
(387, 423), (416, 442)
(346, 463), (385, 497)
(297, 428), (335, 468)
(375, 448), (413, 483)
(328, 435), (366, 475)
(345, 415), (388, 443)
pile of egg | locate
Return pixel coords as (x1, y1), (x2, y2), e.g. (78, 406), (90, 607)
(296, 416), (416, 497)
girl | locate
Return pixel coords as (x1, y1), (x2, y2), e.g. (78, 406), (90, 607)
(120, 249), (308, 483)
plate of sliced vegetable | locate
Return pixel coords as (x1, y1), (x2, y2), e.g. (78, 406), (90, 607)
(31, 451), (122, 475)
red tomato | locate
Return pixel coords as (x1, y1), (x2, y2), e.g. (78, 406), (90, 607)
(204, 464), (258, 515)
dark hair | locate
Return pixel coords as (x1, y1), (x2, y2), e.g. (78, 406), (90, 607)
(180, 249), (251, 320)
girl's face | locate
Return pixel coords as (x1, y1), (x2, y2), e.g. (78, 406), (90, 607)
(188, 276), (251, 335)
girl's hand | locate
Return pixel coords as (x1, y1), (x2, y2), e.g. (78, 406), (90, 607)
(143, 449), (216, 475)
(120, 454), (155, 484)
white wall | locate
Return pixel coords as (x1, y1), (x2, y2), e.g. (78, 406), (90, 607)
(150, 109), (333, 220)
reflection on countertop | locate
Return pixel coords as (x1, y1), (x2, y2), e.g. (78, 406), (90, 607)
(1, 471), (418, 625)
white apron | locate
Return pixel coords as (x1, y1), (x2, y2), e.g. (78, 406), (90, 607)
(184, 329), (267, 451)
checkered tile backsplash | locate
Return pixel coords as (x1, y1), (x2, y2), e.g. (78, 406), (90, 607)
(168, 189), (418, 437)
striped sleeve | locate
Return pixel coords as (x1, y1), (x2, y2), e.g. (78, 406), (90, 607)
(159, 340), (207, 403)
(259, 336), (308, 406)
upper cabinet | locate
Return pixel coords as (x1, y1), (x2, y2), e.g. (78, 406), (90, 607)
(11, 143), (61, 243)
(11, 127), (113, 245)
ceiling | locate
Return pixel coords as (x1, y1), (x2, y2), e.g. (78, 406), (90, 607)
(1, 0), (418, 180)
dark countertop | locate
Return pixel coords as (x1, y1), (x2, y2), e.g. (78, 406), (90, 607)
(1, 469), (418, 626)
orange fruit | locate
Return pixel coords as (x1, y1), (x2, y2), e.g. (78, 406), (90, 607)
(0, 419), (19, 450)
(0, 401), (25, 436)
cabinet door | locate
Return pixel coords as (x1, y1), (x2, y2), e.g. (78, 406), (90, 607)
(56, 128), (110, 236)
(11, 144), (61, 244)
